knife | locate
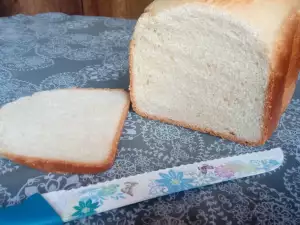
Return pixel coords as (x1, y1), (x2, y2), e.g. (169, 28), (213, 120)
(0, 147), (283, 225)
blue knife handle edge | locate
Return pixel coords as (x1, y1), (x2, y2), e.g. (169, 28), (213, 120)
(0, 193), (63, 225)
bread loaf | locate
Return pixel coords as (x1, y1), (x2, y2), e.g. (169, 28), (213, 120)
(130, 0), (300, 146)
(0, 89), (130, 174)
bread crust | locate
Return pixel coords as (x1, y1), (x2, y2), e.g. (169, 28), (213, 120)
(129, 1), (300, 146)
(263, 11), (300, 144)
(281, 11), (300, 113)
(0, 88), (130, 174)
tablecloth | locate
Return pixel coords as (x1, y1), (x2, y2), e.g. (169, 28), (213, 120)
(0, 13), (300, 225)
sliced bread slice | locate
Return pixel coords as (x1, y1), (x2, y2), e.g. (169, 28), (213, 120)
(130, 0), (300, 146)
(0, 89), (130, 174)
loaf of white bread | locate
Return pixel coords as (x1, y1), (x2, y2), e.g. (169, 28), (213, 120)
(130, 0), (300, 146)
(0, 89), (130, 174)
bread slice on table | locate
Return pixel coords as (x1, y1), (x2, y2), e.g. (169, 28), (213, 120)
(0, 89), (130, 174)
(129, 0), (300, 146)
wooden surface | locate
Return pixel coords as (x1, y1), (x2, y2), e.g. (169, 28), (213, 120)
(0, 0), (153, 19)
(1, 0), (83, 16)
(0, 0), (14, 16)
(82, 0), (125, 18)
(126, 0), (153, 18)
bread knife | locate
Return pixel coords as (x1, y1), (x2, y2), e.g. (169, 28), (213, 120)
(0, 147), (284, 225)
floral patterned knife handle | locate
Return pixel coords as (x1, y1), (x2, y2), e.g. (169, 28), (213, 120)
(44, 148), (283, 223)
(0, 148), (283, 225)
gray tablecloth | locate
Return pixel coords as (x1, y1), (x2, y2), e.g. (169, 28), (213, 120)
(0, 13), (300, 225)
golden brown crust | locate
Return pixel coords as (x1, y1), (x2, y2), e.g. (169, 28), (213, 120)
(129, 2), (300, 146)
(281, 12), (300, 113)
(262, 11), (300, 143)
(145, 0), (253, 13)
(0, 88), (130, 174)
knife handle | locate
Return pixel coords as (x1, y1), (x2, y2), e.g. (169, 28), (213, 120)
(0, 193), (63, 225)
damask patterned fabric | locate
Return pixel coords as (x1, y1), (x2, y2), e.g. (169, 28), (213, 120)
(0, 13), (300, 225)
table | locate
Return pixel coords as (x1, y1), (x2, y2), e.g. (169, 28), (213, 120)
(0, 13), (300, 225)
